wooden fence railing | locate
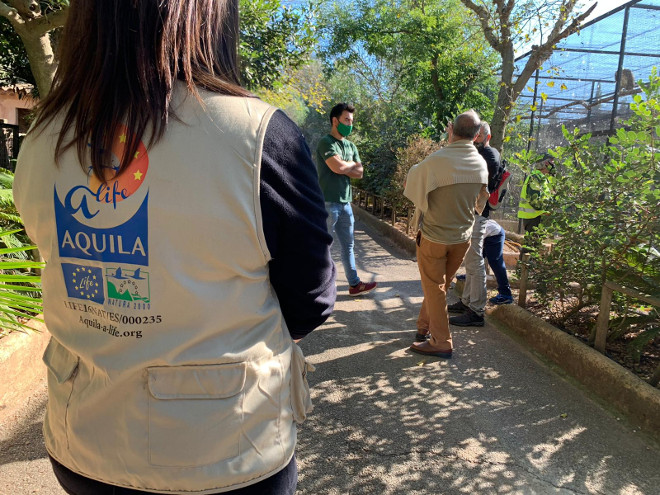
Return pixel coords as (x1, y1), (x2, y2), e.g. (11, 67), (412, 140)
(352, 187), (417, 235)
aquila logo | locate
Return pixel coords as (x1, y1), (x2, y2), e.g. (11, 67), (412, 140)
(55, 124), (150, 266)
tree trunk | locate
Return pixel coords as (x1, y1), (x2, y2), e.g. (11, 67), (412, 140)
(1, 2), (68, 97)
(429, 54), (446, 132)
(489, 43), (515, 153)
(21, 30), (57, 96)
(490, 87), (511, 153)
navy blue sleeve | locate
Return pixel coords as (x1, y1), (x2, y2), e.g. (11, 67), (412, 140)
(479, 146), (502, 218)
(480, 146), (501, 193)
(260, 110), (336, 340)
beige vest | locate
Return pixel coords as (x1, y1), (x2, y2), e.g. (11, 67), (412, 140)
(14, 86), (312, 493)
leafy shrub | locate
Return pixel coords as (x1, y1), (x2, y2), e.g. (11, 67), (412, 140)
(0, 229), (43, 336)
(0, 171), (43, 336)
(523, 69), (660, 353)
(390, 134), (444, 209)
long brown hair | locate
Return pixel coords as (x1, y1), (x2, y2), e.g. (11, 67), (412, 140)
(32, 0), (251, 181)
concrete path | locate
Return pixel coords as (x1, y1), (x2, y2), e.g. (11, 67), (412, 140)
(1, 220), (659, 494)
(297, 222), (660, 494)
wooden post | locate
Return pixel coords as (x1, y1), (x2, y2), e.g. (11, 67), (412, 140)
(406, 207), (412, 235)
(594, 283), (614, 353)
(391, 207), (396, 226)
(380, 197), (385, 219)
(517, 253), (530, 307)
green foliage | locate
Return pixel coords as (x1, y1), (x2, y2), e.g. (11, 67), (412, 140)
(0, 170), (22, 227)
(311, 0), (496, 198)
(0, 171), (43, 336)
(0, 18), (32, 86)
(322, 0), (497, 135)
(239, 0), (319, 90)
(0, 1), (68, 88)
(256, 60), (330, 126)
(0, 170), (31, 253)
(0, 228), (43, 336)
(1, 0), (315, 93)
(299, 63), (412, 196)
(526, 69), (660, 352)
(627, 318), (659, 365)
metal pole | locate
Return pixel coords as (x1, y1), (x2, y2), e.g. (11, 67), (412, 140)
(610, 6), (630, 132)
(534, 98), (544, 145)
(527, 68), (540, 153)
(586, 80), (596, 125)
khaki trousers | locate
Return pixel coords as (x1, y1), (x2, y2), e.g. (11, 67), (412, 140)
(416, 234), (470, 350)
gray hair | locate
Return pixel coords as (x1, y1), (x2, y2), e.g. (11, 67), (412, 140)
(479, 121), (491, 138)
(453, 110), (481, 140)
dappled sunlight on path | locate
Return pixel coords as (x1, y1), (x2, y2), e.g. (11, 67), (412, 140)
(298, 222), (659, 494)
(0, 221), (657, 494)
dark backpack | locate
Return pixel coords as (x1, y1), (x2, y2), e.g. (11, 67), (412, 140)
(488, 158), (511, 211)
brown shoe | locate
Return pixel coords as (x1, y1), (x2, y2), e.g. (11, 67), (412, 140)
(409, 341), (452, 358)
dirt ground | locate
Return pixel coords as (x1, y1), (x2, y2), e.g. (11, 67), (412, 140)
(522, 296), (659, 383)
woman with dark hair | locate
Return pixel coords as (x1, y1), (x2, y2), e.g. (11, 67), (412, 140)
(13, 1), (335, 494)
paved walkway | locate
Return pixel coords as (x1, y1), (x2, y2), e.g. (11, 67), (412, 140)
(1, 220), (659, 494)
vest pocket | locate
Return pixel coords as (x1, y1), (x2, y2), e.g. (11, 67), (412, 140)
(147, 363), (247, 467)
(43, 338), (80, 384)
(290, 343), (315, 424)
(42, 338), (80, 449)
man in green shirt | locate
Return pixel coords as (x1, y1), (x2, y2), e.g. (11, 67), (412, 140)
(316, 103), (377, 296)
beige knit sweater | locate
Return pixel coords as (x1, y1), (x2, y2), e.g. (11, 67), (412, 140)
(403, 140), (488, 213)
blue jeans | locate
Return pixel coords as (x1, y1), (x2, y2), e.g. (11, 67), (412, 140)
(482, 227), (512, 297)
(325, 202), (360, 287)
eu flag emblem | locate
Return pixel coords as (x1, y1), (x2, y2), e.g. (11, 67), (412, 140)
(62, 263), (105, 304)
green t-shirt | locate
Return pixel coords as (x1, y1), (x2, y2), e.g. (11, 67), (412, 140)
(315, 134), (361, 203)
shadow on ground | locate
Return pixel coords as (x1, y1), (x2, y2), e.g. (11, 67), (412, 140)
(297, 224), (659, 494)
(0, 394), (48, 466)
(0, 223), (657, 495)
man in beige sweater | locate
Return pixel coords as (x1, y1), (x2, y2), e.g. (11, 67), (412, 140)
(403, 110), (488, 357)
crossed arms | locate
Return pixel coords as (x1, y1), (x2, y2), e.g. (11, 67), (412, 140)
(325, 155), (363, 179)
